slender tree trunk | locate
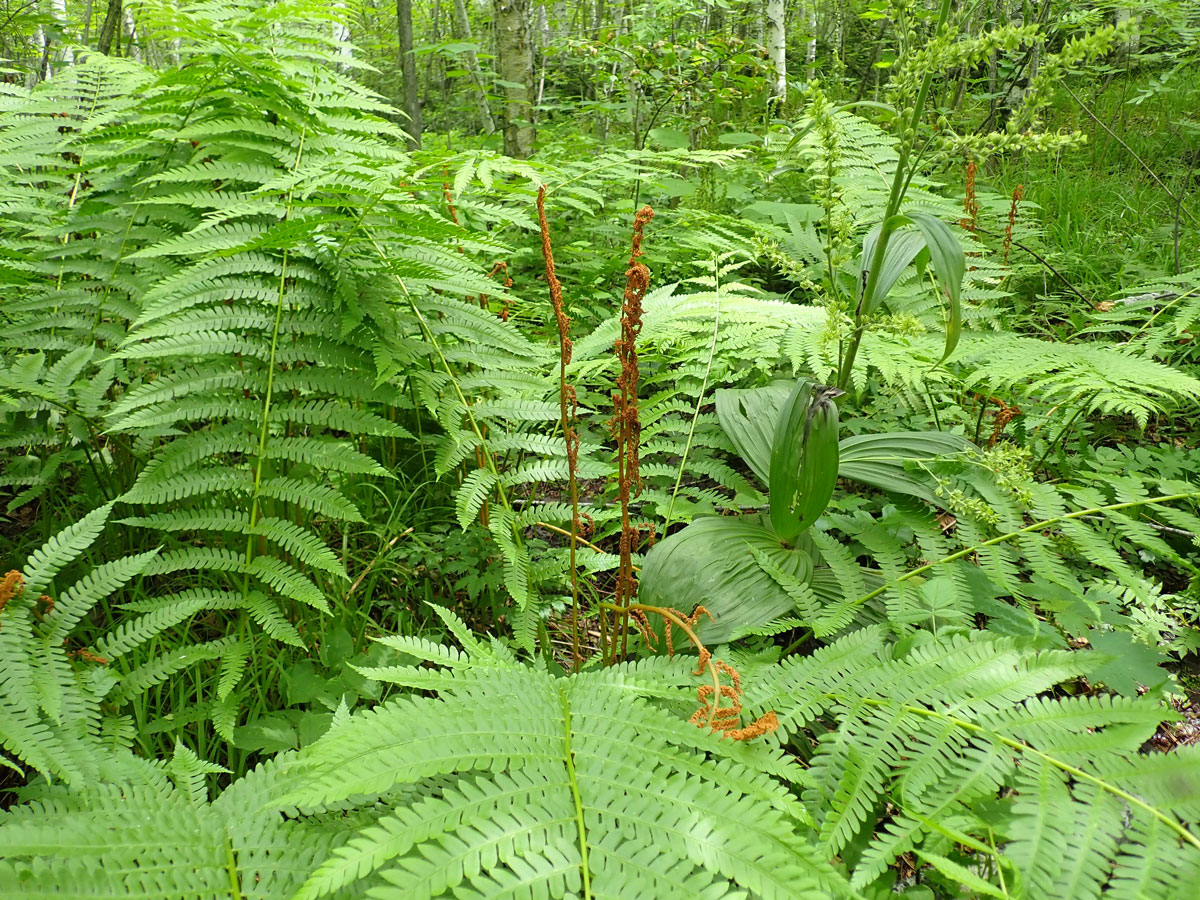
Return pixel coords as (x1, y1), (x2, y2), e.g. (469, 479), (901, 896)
(35, 26), (51, 82)
(49, 0), (74, 66)
(765, 0), (786, 106)
(97, 0), (121, 55)
(496, 0), (534, 158)
(397, 0), (423, 148)
(805, 5), (816, 79)
(451, 0), (496, 134)
(123, 4), (139, 61)
(332, 3), (354, 71)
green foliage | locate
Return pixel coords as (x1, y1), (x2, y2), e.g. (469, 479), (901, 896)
(744, 627), (1200, 897)
(3, 1), (1200, 897)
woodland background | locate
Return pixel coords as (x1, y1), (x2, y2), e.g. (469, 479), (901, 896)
(2, 1), (1200, 898)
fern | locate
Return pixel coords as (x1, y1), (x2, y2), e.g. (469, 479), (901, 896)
(0, 506), (239, 784)
(743, 627), (1200, 896)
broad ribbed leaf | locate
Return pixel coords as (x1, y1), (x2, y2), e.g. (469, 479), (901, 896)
(838, 431), (975, 504)
(715, 380), (795, 486)
(639, 515), (814, 643)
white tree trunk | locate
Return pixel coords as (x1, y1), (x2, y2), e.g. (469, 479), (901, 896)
(495, 0), (534, 158)
(333, 3), (354, 71)
(1115, 8), (1140, 54)
(805, 6), (816, 79)
(451, 0), (495, 134)
(765, 0), (786, 104)
(123, 5), (140, 61)
(396, 0), (422, 147)
(51, 0), (74, 66)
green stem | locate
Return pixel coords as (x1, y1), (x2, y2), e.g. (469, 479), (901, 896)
(559, 689), (593, 900)
(363, 230), (533, 648)
(847, 491), (1200, 613)
(240, 122), (309, 602)
(837, 0), (954, 392)
(1034, 392), (1096, 470)
(664, 255), (722, 534)
(223, 835), (244, 900)
(859, 697), (1200, 853)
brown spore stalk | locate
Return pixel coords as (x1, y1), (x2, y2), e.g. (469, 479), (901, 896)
(1003, 184), (1025, 265)
(960, 157), (980, 234)
(537, 185), (584, 671)
(611, 205), (654, 662)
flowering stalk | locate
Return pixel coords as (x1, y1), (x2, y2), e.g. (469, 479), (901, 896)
(836, 0), (955, 392)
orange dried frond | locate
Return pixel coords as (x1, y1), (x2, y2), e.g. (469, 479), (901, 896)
(724, 711), (780, 741)
(988, 399), (1022, 447)
(693, 644), (711, 677)
(0, 570), (24, 611)
(629, 205), (655, 259)
(537, 184), (573, 365)
(630, 609), (657, 649)
(960, 158), (980, 233)
(68, 647), (109, 665)
(689, 654), (778, 742)
(442, 175), (460, 226)
(715, 659), (741, 695)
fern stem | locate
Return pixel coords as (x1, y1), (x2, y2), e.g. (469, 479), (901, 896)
(223, 835), (243, 900)
(242, 122), (308, 603)
(1034, 391), (1097, 470)
(599, 602), (724, 729)
(536, 522), (632, 568)
(559, 688), (593, 900)
(664, 255), (722, 534)
(362, 229), (534, 645)
(872, 699), (1200, 853)
(846, 491), (1200, 614)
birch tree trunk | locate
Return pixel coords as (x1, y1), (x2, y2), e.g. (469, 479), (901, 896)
(451, 0), (496, 134)
(805, 5), (816, 79)
(50, 0), (74, 66)
(333, 3), (354, 71)
(397, 0), (423, 148)
(496, 0), (534, 158)
(765, 0), (786, 106)
(122, 4), (140, 61)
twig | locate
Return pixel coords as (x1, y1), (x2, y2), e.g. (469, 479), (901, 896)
(1061, 82), (1197, 227)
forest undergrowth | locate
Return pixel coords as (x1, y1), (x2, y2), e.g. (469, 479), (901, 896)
(2, 1), (1200, 898)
